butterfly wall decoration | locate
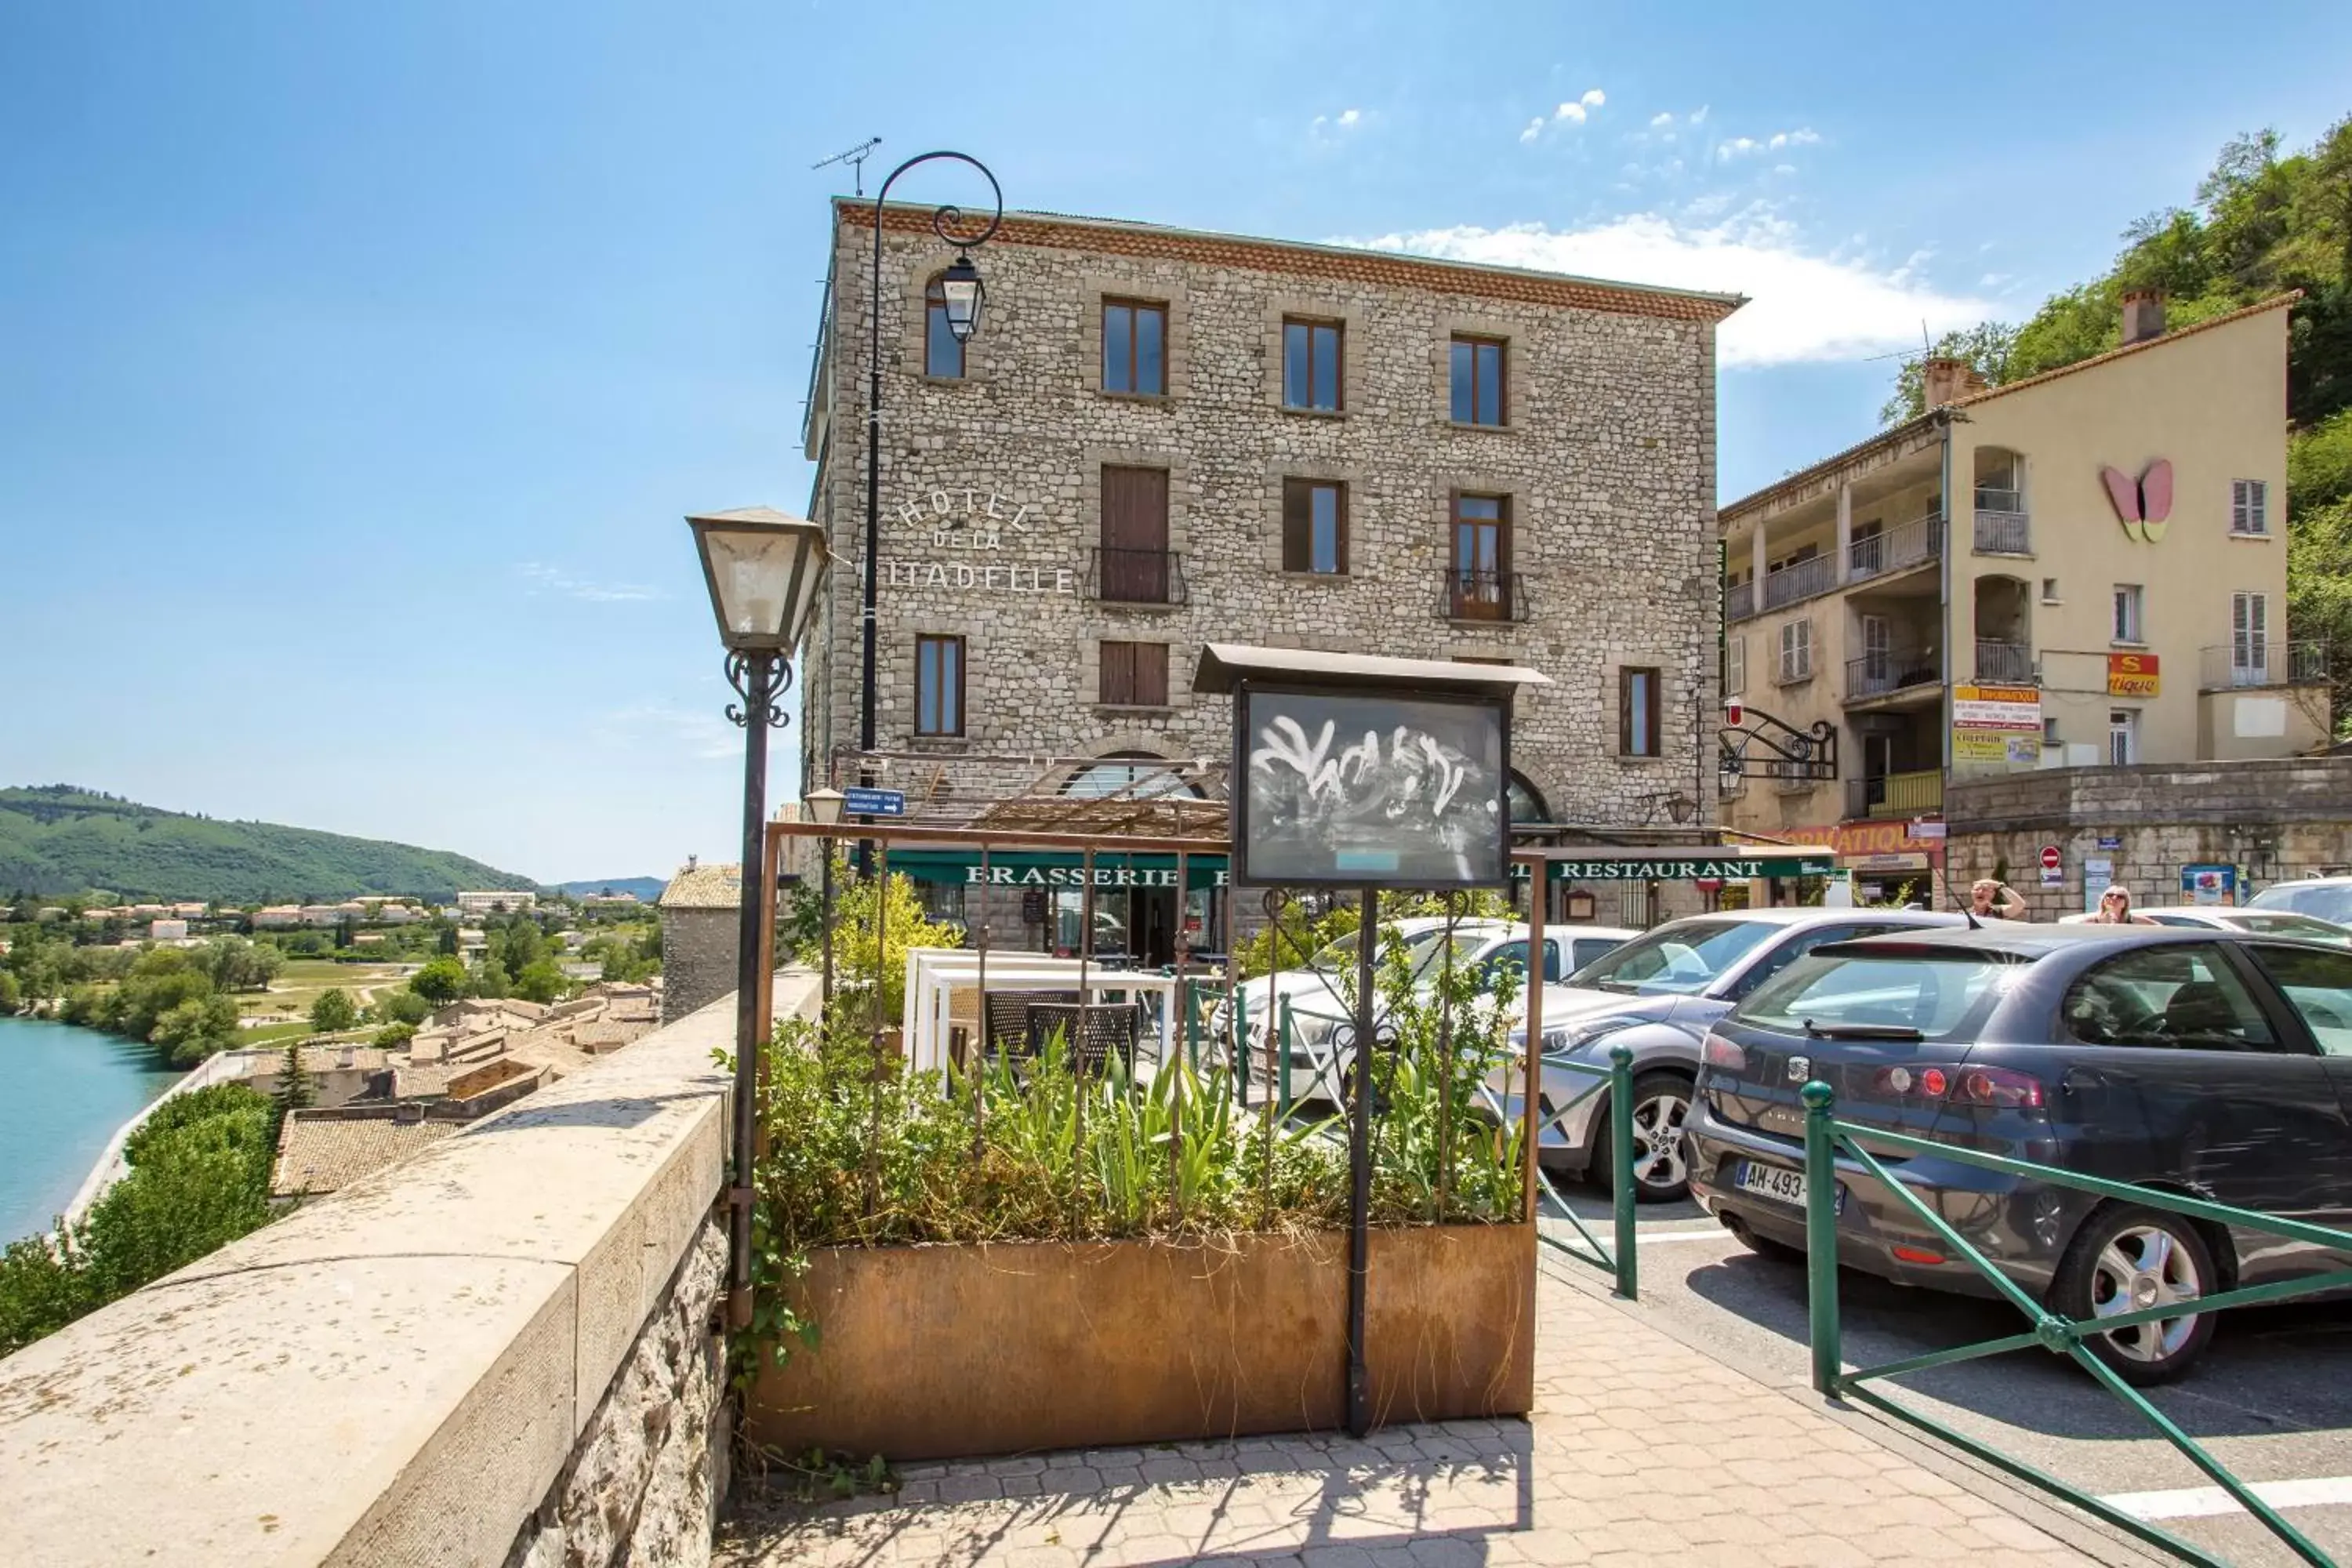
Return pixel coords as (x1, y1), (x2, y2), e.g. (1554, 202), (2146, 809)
(2101, 459), (2173, 543)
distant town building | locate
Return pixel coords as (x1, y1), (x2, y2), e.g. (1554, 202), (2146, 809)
(148, 919), (188, 942)
(657, 860), (741, 1023)
(252, 905), (304, 929)
(455, 890), (537, 916)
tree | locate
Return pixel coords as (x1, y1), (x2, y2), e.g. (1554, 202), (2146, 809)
(198, 936), (280, 993)
(468, 956), (513, 999)
(1878, 321), (2020, 426)
(377, 987), (432, 1025)
(274, 1036), (314, 1120)
(794, 867), (962, 1019)
(0, 971), (20, 1014)
(309, 988), (357, 1033)
(374, 1020), (417, 1047)
(512, 958), (568, 1004)
(409, 956), (468, 1006)
(150, 994), (241, 1067)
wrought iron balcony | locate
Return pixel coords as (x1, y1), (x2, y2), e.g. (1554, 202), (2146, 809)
(1762, 553), (1835, 611)
(1973, 639), (2034, 684)
(1726, 579), (1755, 622)
(1084, 547), (1189, 606)
(2198, 640), (2329, 691)
(1846, 769), (1943, 822)
(1847, 514), (1944, 583)
(1973, 506), (2031, 555)
(1441, 569), (1530, 623)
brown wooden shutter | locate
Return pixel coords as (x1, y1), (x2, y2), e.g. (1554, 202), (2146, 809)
(1281, 480), (1308, 572)
(1617, 670), (1635, 755)
(1101, 466), (1170, 602)
(1100, 641), (1134, 706)
(1137, 642), (1168, 706)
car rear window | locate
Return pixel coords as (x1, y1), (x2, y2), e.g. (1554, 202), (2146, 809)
(2250, 883), (2352, 924)
(1733, 949), (2018, 1041)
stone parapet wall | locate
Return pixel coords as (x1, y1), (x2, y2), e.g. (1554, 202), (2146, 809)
(1947, 757), (2352, 833)
(0, 971), (822, 1567)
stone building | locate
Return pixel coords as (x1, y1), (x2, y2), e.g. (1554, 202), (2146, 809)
(794, 200), (1742, 943)
(656, 860), (741, 1023)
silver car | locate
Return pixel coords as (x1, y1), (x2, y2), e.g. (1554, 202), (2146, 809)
(1490, 906), (1967, 1201)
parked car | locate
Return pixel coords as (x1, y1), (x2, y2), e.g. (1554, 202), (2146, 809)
(2248, 876), (2352, 926)
(2056, 904), (2352, 946)
(1688, 925), (2352, 1382)
(1490, 907), (1967, 1202)
(1220, 918), (1638, 1105)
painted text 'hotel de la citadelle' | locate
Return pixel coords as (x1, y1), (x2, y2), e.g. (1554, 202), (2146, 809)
(795, 198), (1742, 947)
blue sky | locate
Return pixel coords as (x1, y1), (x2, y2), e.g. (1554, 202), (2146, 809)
(5, 1), (2348, 883)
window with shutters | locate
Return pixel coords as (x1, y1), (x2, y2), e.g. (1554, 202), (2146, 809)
(1283, 318), (1343, 412)
(1102, 299), (1167, 396)
(2233, 591), (2270, 677)
(2231, 479), (2270, 536)
(924, 278), (964, 378)
(914, 636), (964, 737)
(1280, 479), (1348, 574)
(1098, 465), (1172, 603)
(1098, 641), (1170, 707)
(1449, 336), (1507, 426)
(1619, 667), (1662, 757)
(1725, 634), (1746, 697)
(1778, 619), (1814, 682)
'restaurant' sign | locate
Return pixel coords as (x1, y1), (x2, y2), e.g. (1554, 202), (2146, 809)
(1515, 855), (1835, 882)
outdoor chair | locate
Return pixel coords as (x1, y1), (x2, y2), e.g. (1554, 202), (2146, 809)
(983, 989), (1080, 1063)
(1026, 1000), (1143, 1078)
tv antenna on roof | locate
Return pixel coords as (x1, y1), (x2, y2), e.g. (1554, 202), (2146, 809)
(812, 136), (884, 197)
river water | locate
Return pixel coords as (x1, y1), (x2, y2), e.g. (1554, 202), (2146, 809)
(0, 1016), (183, 1243)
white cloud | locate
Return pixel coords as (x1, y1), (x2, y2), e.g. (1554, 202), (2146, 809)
(1769, 128), (1820, 150)
(1650, 111), (1675, 128)
(1721, 127), (1822, 161)
(1538, 88), (1607, 132)
(1310, 107), (1367, 145)
(1338, 211), (1996, 368)
(1772, 163), (1797, 176)
(1715, 136), (1759, 162)
(1337, 107), (1360, 128)
(517, 562), (664, 603)
(1690, 105), (1709, 125)
(1519, 117), (1546, 143)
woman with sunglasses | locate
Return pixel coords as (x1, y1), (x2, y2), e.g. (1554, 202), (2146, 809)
(2089, 885), (2156, 925)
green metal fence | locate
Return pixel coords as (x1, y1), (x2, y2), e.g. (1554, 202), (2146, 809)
(1528, 1044), (1640, 1301)
(1800, 1080), (2352, 1568)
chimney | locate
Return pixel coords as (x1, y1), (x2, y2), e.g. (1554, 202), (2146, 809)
(2122, 287), (2166, 345)
(1922, 356), (1970, 409)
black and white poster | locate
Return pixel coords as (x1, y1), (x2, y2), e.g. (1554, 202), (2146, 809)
(1236, 686), (1508, 887)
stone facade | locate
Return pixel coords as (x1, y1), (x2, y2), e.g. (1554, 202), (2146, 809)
(506, 1221), (727, 1568)
(800, 203), (1737, 832)
(1945, 756), (2352, 920)
(659, 862), (743, 1024)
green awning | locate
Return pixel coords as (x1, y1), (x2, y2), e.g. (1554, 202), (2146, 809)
(887, 851), (1231, 891)
(1511, 851), (1836, 882)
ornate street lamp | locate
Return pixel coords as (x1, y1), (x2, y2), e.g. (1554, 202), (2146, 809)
(858, 154), (1004, 843)
(687, 506), (828, 1331)
(803, 787), (845, 1013)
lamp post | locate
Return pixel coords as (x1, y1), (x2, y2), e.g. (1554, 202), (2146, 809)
(803, 786), (844, 1012)
(858, 151), (1002, 870)
(688, 506), (829, 1332)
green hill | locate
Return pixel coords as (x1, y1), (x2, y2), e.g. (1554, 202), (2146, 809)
(0, 786), (541, 904)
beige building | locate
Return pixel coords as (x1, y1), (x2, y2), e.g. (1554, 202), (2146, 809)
(1719, 290), (2321, 890)
(798, 201), (1740, 851)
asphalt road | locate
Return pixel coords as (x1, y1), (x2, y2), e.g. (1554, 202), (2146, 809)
(1538, 1183), (2352, 1568)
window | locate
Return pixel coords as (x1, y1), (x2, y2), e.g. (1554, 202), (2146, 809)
(1449, 493), (1511, 618)
(924, 278), (964, 378)
(2233, 591), (2270, 678)
(1281, 480), (1348, 574)
(2232, 479), (2270, 536)
(1098, 465), (1172, 602)
(1778, 619), (1813, 682)
(1098, 641), (1169, 707)
(1476, 938), (1564, 985)
(2060, 945), (2279, 1051)
(1102, 299), (1167, 395)
(1860, 614), (1891, 683)
(1449, 335), (1507, 426)
(2041, 577), (2060, 604)
(2042, 717), (2061, 746)
(1619, 666), (1662, 757)
(2108, 708), (2138, 766)
(1724, 634), (1746, 697)
(1738, 949), (2013, 1040)
(914, 636), (964, 736)
(2111, 584), (2144, 644)
(1283, 318), (1342, 412)
(2245, 944), (2352, 1056)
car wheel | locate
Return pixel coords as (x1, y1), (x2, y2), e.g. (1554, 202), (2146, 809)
(2050, 1204), (2219, 1386)
(1592, 1072), (1693, 1203)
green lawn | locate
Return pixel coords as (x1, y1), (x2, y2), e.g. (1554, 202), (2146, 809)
(233, 1020), (310, 1047)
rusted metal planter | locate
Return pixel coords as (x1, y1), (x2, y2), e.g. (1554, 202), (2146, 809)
(745, 1223), (1534, 1461)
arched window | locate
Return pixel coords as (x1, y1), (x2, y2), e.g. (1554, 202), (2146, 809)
(925, 277), (964, 379)
(1507, 771), (1549, 826)
(1058, 750), (1203, 800)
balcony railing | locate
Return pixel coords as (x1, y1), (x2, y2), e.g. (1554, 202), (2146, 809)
(1973, 507), (2031, 555)
(1726, 579), (1755, 622)
(1847, 514), (1944, 583)
(1441, 569), (1530, 623)
(2198, 640), (2329, 691)
(1844, 647), (1940, 702)
(1973, 639), (2034, 684)
(1084, 547), (1189, 606)
(1762, 553), (1835, 612)
(1846, 769), (1943, 821)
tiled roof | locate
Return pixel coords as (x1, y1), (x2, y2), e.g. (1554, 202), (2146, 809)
(271, 1116), (457, 1198)
(1722, 292), (2301, 524)
(842, 201), (1745, 325)
(659, 862), (743, 909)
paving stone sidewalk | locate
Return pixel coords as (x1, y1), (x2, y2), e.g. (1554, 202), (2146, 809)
(719, 1265), (2153, 1567)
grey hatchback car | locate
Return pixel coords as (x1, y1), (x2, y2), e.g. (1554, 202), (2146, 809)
(1689, 926), (2352, 1382)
